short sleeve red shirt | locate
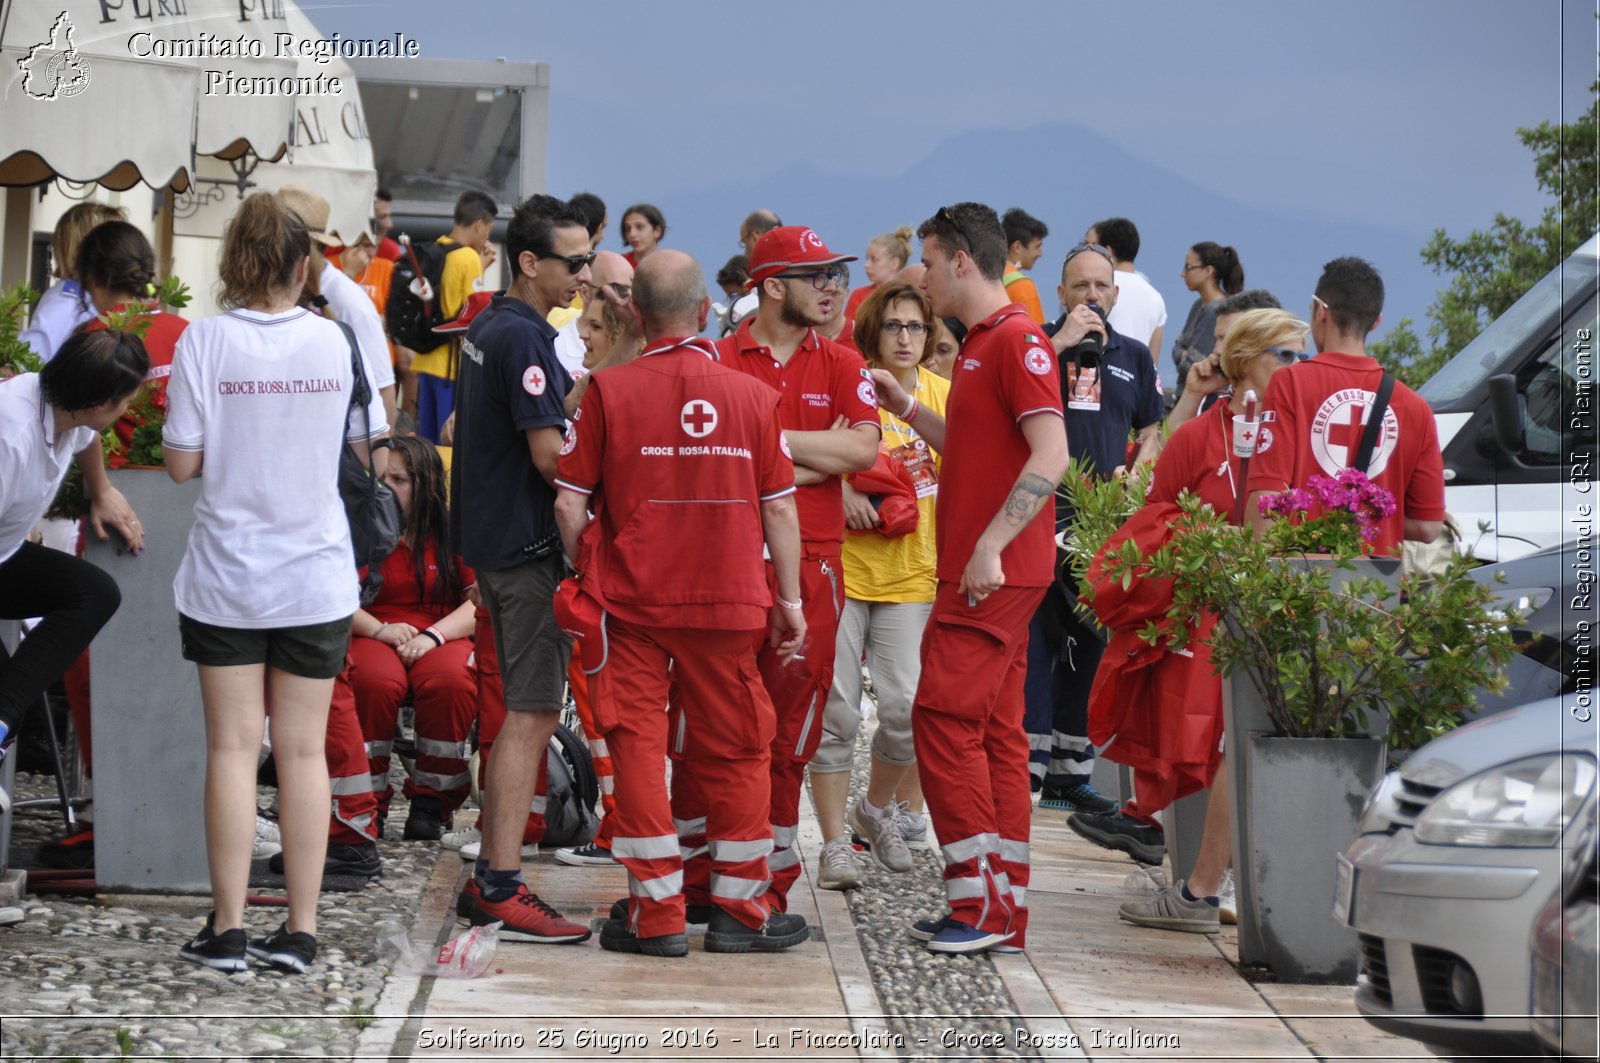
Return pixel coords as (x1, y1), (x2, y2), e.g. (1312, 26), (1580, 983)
(715, 320), (880, 549)
(1149, 399), (1240, 518)
(845, 284), (876, 319)
(937, 303), (1066, 586)
(368, 538), (476, 629)
(556, 338), (795, 630)
(1246, 351), (1445, 555)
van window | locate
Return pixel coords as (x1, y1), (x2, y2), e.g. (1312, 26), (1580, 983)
(1419, 252), (1597, 408)
(1520, 289), (1597, 465)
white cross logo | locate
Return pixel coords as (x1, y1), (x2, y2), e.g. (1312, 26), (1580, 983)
(680, 400), (719, 438)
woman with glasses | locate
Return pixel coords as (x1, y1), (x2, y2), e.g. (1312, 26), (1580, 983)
(1079, 308), (1309, 935)
(619, 203), (666, 267)
(809, 282), (951, 890)
(845, 226), (914, 319)
(1170, 242), (1245, 405)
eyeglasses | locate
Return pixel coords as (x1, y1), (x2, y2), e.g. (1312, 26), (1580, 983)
(1311, 294), (1333, 314)
(881, 320), (930, 337)
(1182, 263), (1207, 274)
(538, 250), (597, 274)
(1265, 348), (1310, 365)
(778, 268), (846, 291)
(1063, 243), (1114, 267)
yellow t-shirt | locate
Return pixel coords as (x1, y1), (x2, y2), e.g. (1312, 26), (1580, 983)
(840, 366), (951, 603)
(410, 238), (485, 380)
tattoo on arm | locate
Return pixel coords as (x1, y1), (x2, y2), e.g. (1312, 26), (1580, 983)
(1002, 473), (1055, 525)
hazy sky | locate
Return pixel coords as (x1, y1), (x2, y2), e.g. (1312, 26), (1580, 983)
(306, 0), (1593, 347)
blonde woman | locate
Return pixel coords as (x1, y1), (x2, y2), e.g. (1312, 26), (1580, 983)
(845, 226), (914, 318)
(21, 201), (126, 362)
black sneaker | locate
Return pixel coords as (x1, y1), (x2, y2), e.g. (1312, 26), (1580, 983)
(703, 909), (810, 953)
(269, 842), (382, 879)
(608, 897), (716, 925)
(247, 922), (318, 973)
(1067, 810), (1166, 866)
(403, 797), (445, 841)
(179, 913), (248, 973)
(1040, 781), (1118, 814)
(598, 918), (688, 958)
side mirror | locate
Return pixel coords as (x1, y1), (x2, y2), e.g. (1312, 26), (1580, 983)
(1487, 373), (1524, 456)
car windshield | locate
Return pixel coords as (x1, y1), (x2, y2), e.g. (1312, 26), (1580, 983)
(1419, 245), (1599, 407)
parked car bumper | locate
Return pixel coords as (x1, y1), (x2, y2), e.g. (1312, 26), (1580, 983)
(1530, 887), (1599, 1059)
(1345, 831), (1552, 1053)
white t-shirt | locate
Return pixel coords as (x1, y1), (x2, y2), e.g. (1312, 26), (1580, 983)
(0, 374), (96, 562)
(1108, 269), (1167, 349)
(163, 307), (389, 628)
(553, 315), (587, 383)
(321, 262), (396, 391)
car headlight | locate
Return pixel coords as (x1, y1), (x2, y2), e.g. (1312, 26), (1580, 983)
(1414, 754), (1597, 847)
(1357, 770), (1402, 834)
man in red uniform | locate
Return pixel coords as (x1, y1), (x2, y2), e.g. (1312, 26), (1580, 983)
(554, 249), (810, 957)
(1246, 257), (1445, 552)
(690, 225), (880, 911)
(871, 202), (1070, 954)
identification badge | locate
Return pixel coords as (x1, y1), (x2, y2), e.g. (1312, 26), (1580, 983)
(889, 439), (938, 499)
(1066, 364), (1102, 411)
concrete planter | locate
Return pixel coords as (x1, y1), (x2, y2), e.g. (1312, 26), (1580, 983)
(84, 468), (208, 892)
(1243, 733), (1386, 982)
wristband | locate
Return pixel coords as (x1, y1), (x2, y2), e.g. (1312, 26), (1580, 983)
(775, 596), (803, 611)
(900, 395), (918, 421)
(422, 627), (445, 647)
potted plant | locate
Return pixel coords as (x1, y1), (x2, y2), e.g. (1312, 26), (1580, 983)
(1103, 471), (1517, 981)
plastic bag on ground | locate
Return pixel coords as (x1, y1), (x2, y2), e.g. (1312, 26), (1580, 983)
(376, 919), (499, 978)
(1122, 866), (1169, 895)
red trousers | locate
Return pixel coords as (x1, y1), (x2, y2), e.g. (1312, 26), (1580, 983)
(326, 666), (380, 846)
(565, 659), (615, 849)
(595, 619), (775, 936)
(913, 581), (1044, 945)
(348, 634), (476, 818)
(471, 606), (545, 844)
(674, 552), (843, 911)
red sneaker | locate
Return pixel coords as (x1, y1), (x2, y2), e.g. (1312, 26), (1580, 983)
(455, 878), (480, 925)
(469, 885), (591, 944)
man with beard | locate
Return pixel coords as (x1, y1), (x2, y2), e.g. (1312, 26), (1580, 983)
(676, 226), (881, 914)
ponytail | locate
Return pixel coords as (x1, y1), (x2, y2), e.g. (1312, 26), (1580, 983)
(1192, 241), (1246, 295)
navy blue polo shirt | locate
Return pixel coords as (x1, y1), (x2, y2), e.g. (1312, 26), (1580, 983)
(1044, 315), (1163, 527)
(449, 294), (572, 571)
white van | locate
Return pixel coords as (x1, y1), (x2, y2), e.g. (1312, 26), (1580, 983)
(1422, 234), (1597, 560)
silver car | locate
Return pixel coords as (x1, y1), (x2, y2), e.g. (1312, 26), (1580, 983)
(1530, 790), (1598, 1059)
(1339, 692), (1597, 1055)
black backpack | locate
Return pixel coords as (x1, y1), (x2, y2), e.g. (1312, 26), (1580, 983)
(386, 236), (450, 352)
(334, 322), (404, 604)
(540, 723), (599, 849)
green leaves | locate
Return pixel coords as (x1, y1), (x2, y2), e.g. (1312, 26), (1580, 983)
(0, 283), (43, 375)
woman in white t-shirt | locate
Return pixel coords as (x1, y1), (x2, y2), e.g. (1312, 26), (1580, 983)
(0, 329), (147, 811)
(163, 192), (388, 976)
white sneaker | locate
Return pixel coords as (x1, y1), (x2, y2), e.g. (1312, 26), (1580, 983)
(458, 839), (539, 862)
(892, 802), (929, 849)
(253, 814), (283, 859)
(848, 796), (913, 873)
(815, 837), (859, 891)
(440, 825), (481, 852)
(1218, 869), (1237, 926)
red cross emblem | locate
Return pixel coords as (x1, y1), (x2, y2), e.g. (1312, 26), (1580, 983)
(680, 399), (719, 438)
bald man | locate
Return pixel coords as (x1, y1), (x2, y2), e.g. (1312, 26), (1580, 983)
(554, 249), (810, 957)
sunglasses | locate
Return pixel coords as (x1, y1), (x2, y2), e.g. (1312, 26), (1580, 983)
(1266, 348), (1310, 365)
(538, 250), (597, 274)
(1063, 242), (1114, 267)
(935, 206), (972, 255)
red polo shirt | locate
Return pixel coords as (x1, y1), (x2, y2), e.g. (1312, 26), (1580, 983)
(1246, 351), (1445, 555)
(937, 303), (1065, 586)
(556, 337), (795, 630)
(88, 305), (189, 459)
(1149, 399), (1243, 519)
(715, 320), (879, 549)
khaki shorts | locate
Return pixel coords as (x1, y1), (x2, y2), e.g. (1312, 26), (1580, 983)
(477, 553), (571, 712)
(178, 614), (353, 680)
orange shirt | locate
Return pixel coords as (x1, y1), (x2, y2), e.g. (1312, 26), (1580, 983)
(351, 257), (396, 363)
(1003, 264), (1046, 324)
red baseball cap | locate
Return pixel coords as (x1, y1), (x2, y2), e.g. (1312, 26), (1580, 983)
(432, 290), (495, 335)
(747, 226), (856, 286)
(553, 577), (609, 675)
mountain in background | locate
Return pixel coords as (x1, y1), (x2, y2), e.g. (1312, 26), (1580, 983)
(553, 116), (1443, 381)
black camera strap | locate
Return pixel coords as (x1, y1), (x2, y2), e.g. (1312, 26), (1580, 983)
(1352, 371), (1395, 474)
